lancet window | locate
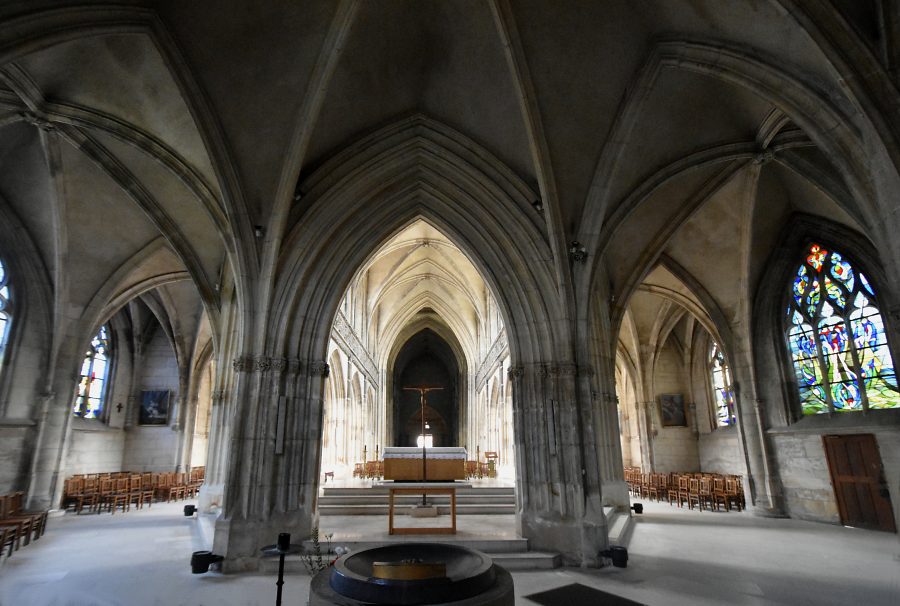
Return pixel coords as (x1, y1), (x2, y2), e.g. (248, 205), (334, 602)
(73, 325), (111, 419)
(0, 258), (9, 368)
(786, 243), (898, 414)
(709, 342), (736, 426)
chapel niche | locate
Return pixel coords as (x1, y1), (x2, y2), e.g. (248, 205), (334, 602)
(391, 329), (459, 448)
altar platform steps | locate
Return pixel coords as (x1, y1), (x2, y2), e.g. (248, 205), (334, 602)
(259, 537), (560, 573)
(318, 485), (516, 516)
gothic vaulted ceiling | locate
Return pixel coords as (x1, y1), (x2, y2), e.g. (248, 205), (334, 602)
(0, 0), (890, 353)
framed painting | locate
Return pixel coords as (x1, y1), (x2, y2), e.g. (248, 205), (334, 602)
(139, 390), (170, 425)
(659, 394), (687, 427)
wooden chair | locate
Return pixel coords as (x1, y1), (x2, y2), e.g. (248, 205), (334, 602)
(712, 477), (729, 511)
(687, 478), (702, 510)
(169, 473), (186, 501)
(0, 525), (17, 558)
(725, 478), (744, 511)
(483, 452), (498, 478)
(81, 477), (100, 513)
(645, 474), (662, 502)
(8, 492), (47, 538)
(0, 495), (36, 545)
(107, 478), (130, 514)
(352, 463), (364, 478)
(699, 477), (716, 511)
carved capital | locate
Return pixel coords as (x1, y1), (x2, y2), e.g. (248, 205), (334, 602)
(254, 356), (272, 373)
(592, 390), (617, 404)
(309, 361), (330, 377)
(233, 355), (253, 372)
(507, 366), (524, 380)
(547, 364), (578, 378)
(270, 357), (288, 372)
(212, 390), (226, 403)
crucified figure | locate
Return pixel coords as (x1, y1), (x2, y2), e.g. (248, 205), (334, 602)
(403, 385), (443, 499)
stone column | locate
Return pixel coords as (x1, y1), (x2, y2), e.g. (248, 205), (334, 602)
(213, 357), (329, 572)
(198, 389), (226, 511)
(511, 362), (606, 566)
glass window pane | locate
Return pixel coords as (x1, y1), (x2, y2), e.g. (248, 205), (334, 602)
(72, 325), (112, 418)
(787, 244), (899, 414)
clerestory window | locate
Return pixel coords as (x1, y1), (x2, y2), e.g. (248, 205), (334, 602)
(786, 243), (898, 414)
(73, 325), (111, 419)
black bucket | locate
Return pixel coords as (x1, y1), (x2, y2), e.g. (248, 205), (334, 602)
(183, 504), (197, 517)
(191, 550), (224, 574)
(599, 546), (629, 568)
(608, 546), (628, 568)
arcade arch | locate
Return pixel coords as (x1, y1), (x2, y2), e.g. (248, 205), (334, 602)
(319, 219), (514, 481)
(615, 264), (747, 476)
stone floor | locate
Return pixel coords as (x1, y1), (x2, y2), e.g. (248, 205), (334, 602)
(0, 499), (897, 605)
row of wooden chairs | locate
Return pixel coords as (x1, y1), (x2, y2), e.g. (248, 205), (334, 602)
(464, 461), (495, 479)
(62, 468), (204, 514)
(1, 492), (48, 560)
(352, 461), (384, 479)
(351, 458), (497, 480)
(625, 468), (746, 512)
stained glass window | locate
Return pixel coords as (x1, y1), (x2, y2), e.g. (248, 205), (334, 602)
(786, 243), (898, 414)
(73, 325), (111, 419)
(0, 258), (9, 368)
(710, 342), (736, 426)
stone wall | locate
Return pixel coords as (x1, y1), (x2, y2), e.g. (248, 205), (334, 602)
(651, 347), (699, 472)
(698, 427), (744, 475)
(123, 329), (179, 471)
(0, 425), (33, 491)
(66, 419), (126, 475)
(771, 425), (900, 526)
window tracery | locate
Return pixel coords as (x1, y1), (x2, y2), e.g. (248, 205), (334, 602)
(709, 342), (736, 426)
(786, 243), (898, 414)
(73, 325), (111, 419)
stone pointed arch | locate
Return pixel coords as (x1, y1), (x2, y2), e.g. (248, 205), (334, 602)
(216, 115), (605, 570)
(274, 115), (557, 365)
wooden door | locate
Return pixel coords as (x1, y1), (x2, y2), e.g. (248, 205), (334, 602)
(823, 434), (896, 532)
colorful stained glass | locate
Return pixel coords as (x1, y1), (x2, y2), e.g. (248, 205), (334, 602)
(786, 243), (898, 415)
(0, 258), (8, 369)
(807, 244), (827, 271)
(72, 325), (110, 419)
(710, 343), (736, 427)
(823, 277), (845, 309)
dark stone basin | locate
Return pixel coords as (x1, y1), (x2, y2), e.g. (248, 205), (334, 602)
(328, 543), (496, 605)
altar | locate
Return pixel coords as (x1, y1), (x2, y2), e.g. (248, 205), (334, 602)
(382, 446), (467, 481)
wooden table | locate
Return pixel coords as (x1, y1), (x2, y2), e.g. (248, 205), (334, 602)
(388, 486), (457, 535)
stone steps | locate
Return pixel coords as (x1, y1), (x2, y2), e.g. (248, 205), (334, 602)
(319, 503), (516, 515)
(318, 485), (516, 516)
(259, 537), (559, 573)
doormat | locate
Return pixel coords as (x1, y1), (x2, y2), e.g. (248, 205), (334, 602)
(524, 582), (645, 606)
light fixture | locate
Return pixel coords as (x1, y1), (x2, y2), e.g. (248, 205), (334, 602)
(531, 199), (543, 212)
(254, 225), (264, 238)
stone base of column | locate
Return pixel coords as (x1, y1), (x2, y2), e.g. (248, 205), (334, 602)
(197, 483), (224, 513)
(520, 512), (608, 567)
(213, 511), (315, 573)
(601, 480), (630, 509)
(747, 503), (789, 518)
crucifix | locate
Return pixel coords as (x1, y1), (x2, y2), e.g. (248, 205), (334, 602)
(116, 403), (123, 413)
(403, 385), (443, 505)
